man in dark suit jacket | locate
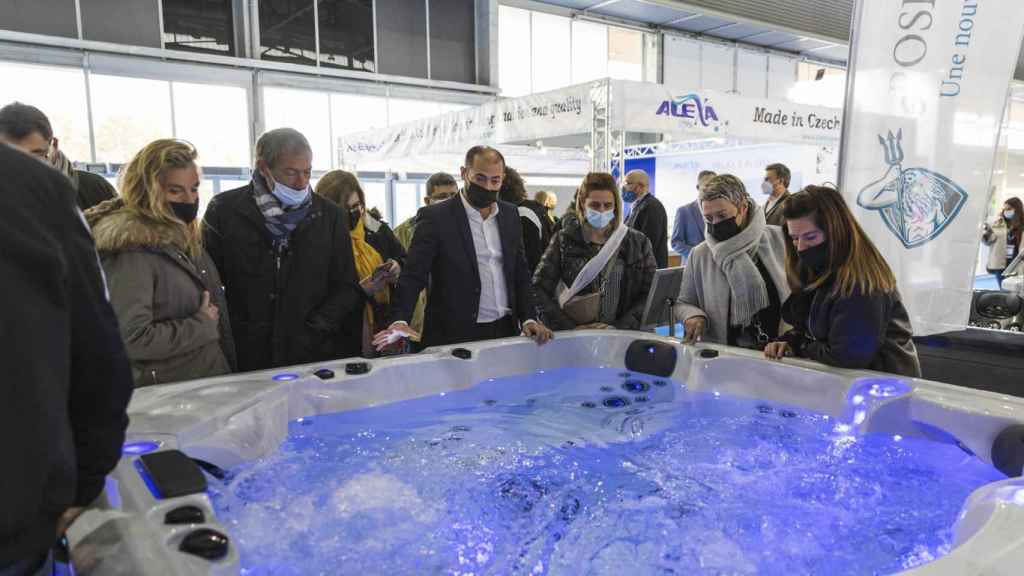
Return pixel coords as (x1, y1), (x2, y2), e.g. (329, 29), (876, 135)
(763, 162), (792, 227)
(376, 146), (553, 349)
(624, 169), (669, 268)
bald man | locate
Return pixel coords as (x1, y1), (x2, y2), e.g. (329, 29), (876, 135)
(623, 170), (669, 268)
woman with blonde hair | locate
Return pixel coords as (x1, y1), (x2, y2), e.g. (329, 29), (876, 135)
(533, 172), (656, 330)
(85, 139), (234, 386)
(315, 170), (405, 356)
(764, 186), (921, 376)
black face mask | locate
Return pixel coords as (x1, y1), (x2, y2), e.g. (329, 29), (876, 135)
(348, 207), (362, 231)
(707, 217), (741, 242)
(169, 201), (198, 224)
(465, 182), (498, 209)
(798, 242), (830, 276)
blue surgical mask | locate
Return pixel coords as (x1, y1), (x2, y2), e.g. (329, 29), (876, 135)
(267, 174), (310, 207)
(585, 207), (615, 230)
(622, 187), (637, 203)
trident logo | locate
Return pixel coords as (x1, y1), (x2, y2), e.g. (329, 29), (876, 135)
(857, 129), (967, 249)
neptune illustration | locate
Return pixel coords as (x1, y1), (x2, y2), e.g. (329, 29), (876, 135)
(856, 129), (967, 248)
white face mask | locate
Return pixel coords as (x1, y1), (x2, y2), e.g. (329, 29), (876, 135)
(266, 173), (310, 207)
(585, 207), (615, 230)
(761, 180), (774, 196)
(1005, 210), (1016, 220)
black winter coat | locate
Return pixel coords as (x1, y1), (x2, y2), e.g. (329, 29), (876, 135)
(517, 199), (554, 273)
(74, 170), (117, 211)
(0, 146), (133, 567)
(533, 215), (657, 331)
(364, 219), (407, 267)
(779, 282), (922, 377)
(202, 183), (364, 371)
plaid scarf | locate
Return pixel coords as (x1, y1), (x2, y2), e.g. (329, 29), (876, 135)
(252, 175), (312, 248)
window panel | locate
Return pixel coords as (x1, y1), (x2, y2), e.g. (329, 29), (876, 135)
(172, 82), (249, 166)
(363, 181), (388, 221)
(571, 20), (608, 84)
(394, 182), (421, 226)
(0, 61), (92, 163)
(0, 0), (77, 38)
(318, 0), (375, 71)
(331, 93), (388, 137)
(373, 0), (427, 78)
(607, 28), (643, 81)
(498, 5), (532, 97)
(196, 179), (215, 221)
(90, 74), (173, 163)
(387, 98), (441, 127)
(530, 12), (571, 93)
(259, 0), (316, 65)
(429, 0), (476, 84)
(162, 0), (234, 55)
(81, 0), (161, 48)
(262, 87), (331, 170)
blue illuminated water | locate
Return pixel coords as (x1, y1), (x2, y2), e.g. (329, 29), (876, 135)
(207, 368), (1004, 575)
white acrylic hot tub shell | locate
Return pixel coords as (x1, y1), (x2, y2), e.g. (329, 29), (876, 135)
(68, 331), (1024, 575)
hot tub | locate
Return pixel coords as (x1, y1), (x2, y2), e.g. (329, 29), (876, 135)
(66, 331), (1024, 575)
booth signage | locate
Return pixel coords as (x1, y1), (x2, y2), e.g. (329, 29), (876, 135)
(839, 0), (1024, 335)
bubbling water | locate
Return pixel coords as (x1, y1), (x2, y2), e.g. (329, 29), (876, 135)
(207, 368), (1004, 576)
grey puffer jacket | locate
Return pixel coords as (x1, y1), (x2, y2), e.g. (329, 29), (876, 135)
(87, 200), (236, 386)
(532, 214), (657, 330)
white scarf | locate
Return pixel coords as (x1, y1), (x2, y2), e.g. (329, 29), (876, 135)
(559, 220), (629, 307)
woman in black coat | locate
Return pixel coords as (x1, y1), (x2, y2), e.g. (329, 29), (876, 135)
(316, 171), (406, 356)
(764, 186), (921, 377)
(533, 172), (656, 331)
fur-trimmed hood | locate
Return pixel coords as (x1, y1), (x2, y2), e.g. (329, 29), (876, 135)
(86, 197), (193, 254)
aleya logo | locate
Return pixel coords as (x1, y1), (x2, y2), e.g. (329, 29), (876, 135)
(856, 129), (967, 249)
(655, 93), (720, 129)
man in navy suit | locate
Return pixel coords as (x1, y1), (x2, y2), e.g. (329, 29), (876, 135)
(376, 146), (553, 349)
(671, 170), (716, 262)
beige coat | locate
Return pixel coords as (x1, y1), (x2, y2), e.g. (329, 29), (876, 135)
(983, 222), (1022, 270)
(88, 201), (235, 386)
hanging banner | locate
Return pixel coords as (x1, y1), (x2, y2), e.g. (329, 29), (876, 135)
(614, 80), (842, 145)
(340, 84), (592, 163)
(839, 0), (1024, 336)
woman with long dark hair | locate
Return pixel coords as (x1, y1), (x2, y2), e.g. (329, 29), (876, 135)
(982, 197), (1024, 288)
(315, 170), (405, 356)
(764, 186), (921, 376)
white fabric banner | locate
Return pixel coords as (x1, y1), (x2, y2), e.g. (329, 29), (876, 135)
(340, 84), (592, 162)
(613, 80), (842, 145)
(839, 0), (1024, 336)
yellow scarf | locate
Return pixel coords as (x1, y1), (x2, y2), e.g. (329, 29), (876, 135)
(350, 217), (389, 326)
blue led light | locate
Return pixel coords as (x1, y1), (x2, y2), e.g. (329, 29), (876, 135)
(273, 372), (300, 381)
(133, 459), (163, 500)
(122, 441), (161, 455)
(866, 379), (910, 398)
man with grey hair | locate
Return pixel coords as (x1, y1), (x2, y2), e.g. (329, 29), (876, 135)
(623, 169), (669, 268)
(763, 162), (792, 227)
(203, 128), (365, 370)
(675, 174), (790, 348)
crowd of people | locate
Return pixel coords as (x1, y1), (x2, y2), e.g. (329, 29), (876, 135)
(1, 97), (943, 573)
